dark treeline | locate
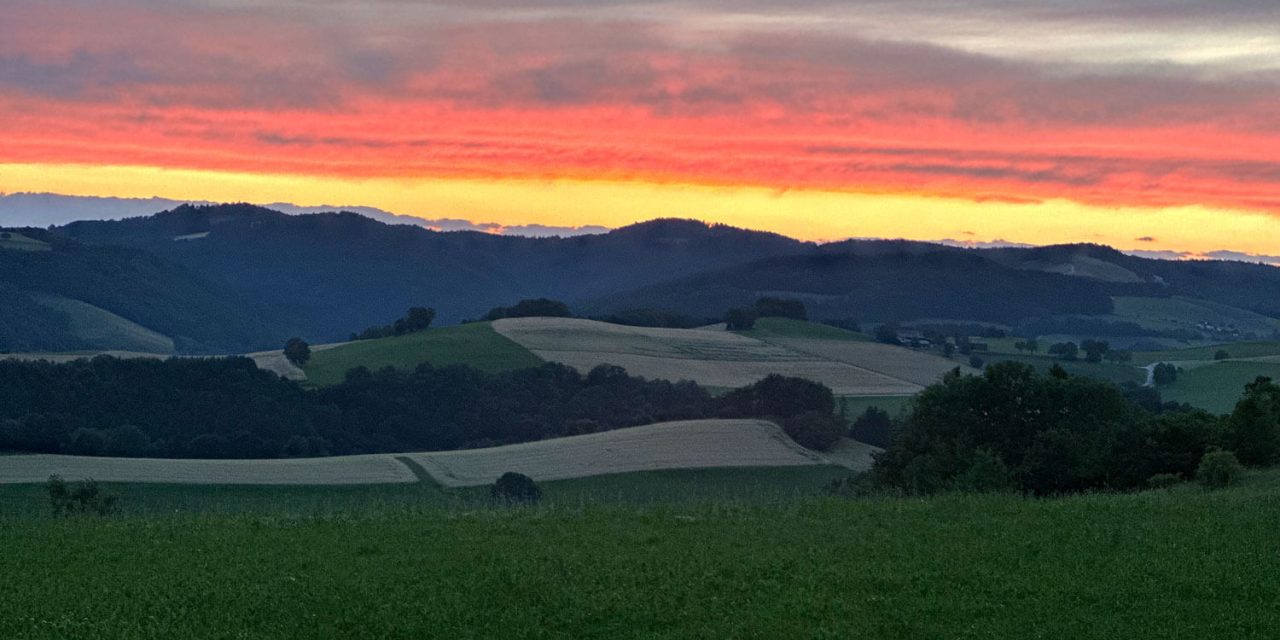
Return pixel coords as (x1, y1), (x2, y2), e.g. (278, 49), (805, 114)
(868, 362), (1279, 495)
(350, 307), (436, 341)
(0, 357), (835, 459)
(481, 298), (572, 321)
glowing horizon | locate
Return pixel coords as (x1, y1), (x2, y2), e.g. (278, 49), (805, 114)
(3, 1), (1280, 258)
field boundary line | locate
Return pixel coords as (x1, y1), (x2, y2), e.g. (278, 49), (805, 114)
(393, 456), (437, 485)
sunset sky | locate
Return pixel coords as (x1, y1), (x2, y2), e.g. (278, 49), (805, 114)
(3, 0), (1280, 257)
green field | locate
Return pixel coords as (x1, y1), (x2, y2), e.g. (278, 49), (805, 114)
(743, 317), (870, 342)
(303, 322), (544, 386)
(5, 470), (1280, 638)
(1112, 296), (1280, 335)
(1135, 341), (1280, 365)
(982, 353), (1146, 385)
(0, 231), (51, 252)
(1160, 361), (1280, 415)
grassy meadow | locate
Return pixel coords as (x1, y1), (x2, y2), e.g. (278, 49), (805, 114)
(1160, 361), (1280, 414)
(4, 470), (1280, 638)
(302, 322), (543, 386)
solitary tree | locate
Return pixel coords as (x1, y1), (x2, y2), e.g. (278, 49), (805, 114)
(284, 337), (311, 366)
(1081, 340), (1110, 363)
(1152, 362), (1178, 386)
(490, 472), (542, 504)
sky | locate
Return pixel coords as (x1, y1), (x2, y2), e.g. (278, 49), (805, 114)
(3, 0), (1280, 257)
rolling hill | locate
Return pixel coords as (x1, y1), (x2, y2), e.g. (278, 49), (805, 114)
(60, 206), (809, 340)
(0, 228), (276, 353)
(0, 203), (1269, 355)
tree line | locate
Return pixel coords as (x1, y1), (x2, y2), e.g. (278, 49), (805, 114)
(858, 362), (1280, 495)
(0, 356), (840, 459)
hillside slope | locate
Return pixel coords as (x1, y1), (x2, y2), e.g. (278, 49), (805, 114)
(61, 206), (808, 340)
(588, 251), (1116, 324)
(0, 229), (275, 353)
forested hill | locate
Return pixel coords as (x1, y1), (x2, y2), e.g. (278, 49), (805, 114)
(25, 203), (1280, 350)
(584, 250), (1118, 324)
(0, 228), (276, 353)
(60, 205), (810, 340)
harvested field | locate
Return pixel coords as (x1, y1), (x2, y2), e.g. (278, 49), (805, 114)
(408, 419), (829, 487)
(494, 317), (921, 395)
(0, 453), (416, 485)
(768, 337), (973, 387)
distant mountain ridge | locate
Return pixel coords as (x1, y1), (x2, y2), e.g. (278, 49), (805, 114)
(2, 203), (1279, 353)
(0, 192), (608, 237)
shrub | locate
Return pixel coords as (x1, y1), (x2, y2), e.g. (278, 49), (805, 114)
(1215, 350), (1231, 361)
(953, 448), (1014, 493)
(1152, 363), (1178, 386)
(490, 472), (542, 504)
(284, 337), (311, 366)
(850, 407), (894, 448)
(46, 475), (119, 517)
(968, 355), (985, 369)
(1147, 473), (1182, 490)
(781, 411), (844, 451)
(1196, 450), (1243, 490)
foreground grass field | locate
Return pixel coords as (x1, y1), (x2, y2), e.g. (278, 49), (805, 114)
(4, 471), (1280, 638)
(302, 322), (543, 386)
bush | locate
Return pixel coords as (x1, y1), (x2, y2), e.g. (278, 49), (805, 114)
(46, 475), (119, 517)
(850, 407), (894, 448)
(1152, 363), (1178, 386)
(968, 355), (985, 369)
(490, 472), (542, 504)
(953, 448), (1014, 493)
(284, 337), (311, 366)
(1196, 450), (1243, 490)
(1215, 350), (1231, 361)
(781, 411), (844, 451)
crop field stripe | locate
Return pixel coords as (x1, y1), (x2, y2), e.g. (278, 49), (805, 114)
(747, 332), (922, 388)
